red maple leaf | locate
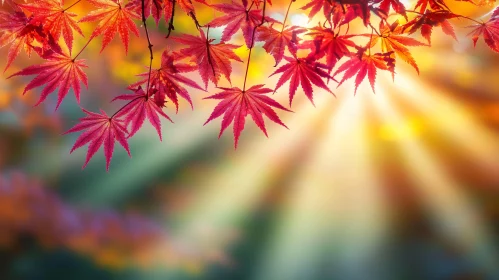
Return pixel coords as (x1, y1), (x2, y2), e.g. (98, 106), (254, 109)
(113, 87), (173, 140)
(18, 0), (84, 52)
(403, 10), (458, 44)
(130, 50), (204, 112)
(377, 0), (407, 19)
(334, 49), (395, 93)
(467, 7), (499, 53)
(305, 27), (356, 72)
(8, 51), (88, 109)
(256, 24), (306, 66)
(250, 0), (272, 9)
(301, 0), (343, 22)
(414, 0), (449, 12)
(208, 0), (275, 47)
(204, 84), (290, 148)
(79, 0), (140, 53)
(172, 29), (242, 88)
(0, 9), (41, 71)
(340, 1), (371, 26)
(65, 108), (131, 171)
(271, 56), (335, 106)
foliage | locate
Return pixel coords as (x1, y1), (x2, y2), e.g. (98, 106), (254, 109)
(1, 0), (498, 170)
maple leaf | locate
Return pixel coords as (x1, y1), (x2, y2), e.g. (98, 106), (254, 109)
(305, 27), (356, 72)
(367, 21), (427, 73)
(300, 0), (333, 19)
(204, 84), (290, 148)
(18, 0), (84, 52)
(0, 9), (41, 71)
(467, 7), (499, 52)
(256, 24), (306, 66)
(8, 51), (88, 109)
(113, 87), (173, 140)
(79, 0), (140, 53)
(377, 0), (407, 19)
(251, 0), (272, 9)
(340, 1), (371, 26)
(65, 108), (130, 171)
(271, 56), (335, 106)
(334, 49), (395, 93)
(172, 29), (242, 88)
(414, 0), (449, 12)
(208, 0), (275, 47)
(130, 50), (204, 112)
(403, 10), (458, 44)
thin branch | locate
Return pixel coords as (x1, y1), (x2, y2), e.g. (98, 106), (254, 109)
(165, 0), (176, 38)
(141, 0), (154, 99)
(243, 0), (267, 92)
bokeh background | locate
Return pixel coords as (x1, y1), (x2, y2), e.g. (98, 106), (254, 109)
(1, 0), (499, 279)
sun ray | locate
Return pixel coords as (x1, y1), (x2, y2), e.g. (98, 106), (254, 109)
(254, 92), (389, 280)
(385, 70), (499, 175)
(368, 86), (499, 278)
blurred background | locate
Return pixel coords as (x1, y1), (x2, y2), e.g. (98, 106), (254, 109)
(1, 0), (499, 279)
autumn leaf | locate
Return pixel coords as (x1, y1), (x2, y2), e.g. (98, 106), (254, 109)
(300, 0), (333, 19)
(130, 50), (204, 112)
(248, 0), (272, 9)
(0, 9), (40, 71)
(467, 7), (499, 52)
(341, 1), (371, 26)
(334, 49), (395, 93)
(65, 108), (131, 171)
(204, 84), (290, 148)
(305, 27), (356, 72)
(367, 21), (427, 73)
(113, 87), (173, 140)
(378, 0), (407, 19)
(414, 0), (449, 12)
(8, 51), (88, 109)
(208, 0), (275, 47)
(403, 10), (458, 44)
(18, 0), (84, 52)
(172, 29), (242, 88)
(256, 24), (306, 66)
(271, 56), (335, 106)
(79, 0), (140, 53)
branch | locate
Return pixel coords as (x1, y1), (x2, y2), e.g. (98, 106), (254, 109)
(243, 0), (267, 91)
(141, 0), (154, 99)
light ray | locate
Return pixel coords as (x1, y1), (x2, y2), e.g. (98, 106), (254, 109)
(255, 92), (388, 280)
(369, 85), (499, 278)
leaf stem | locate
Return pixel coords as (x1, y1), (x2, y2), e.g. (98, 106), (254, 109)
(205, 25), (217, 80)
(73, 37), (93, 60)
(63, 0), (82, 12)
(110, 96), (144, 119)
(142, 0), (154, 99)
(280, 0), (294, 33)
(368, 23), (380, 36)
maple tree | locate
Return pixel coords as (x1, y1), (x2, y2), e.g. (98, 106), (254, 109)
(1, 0), (498, 170)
